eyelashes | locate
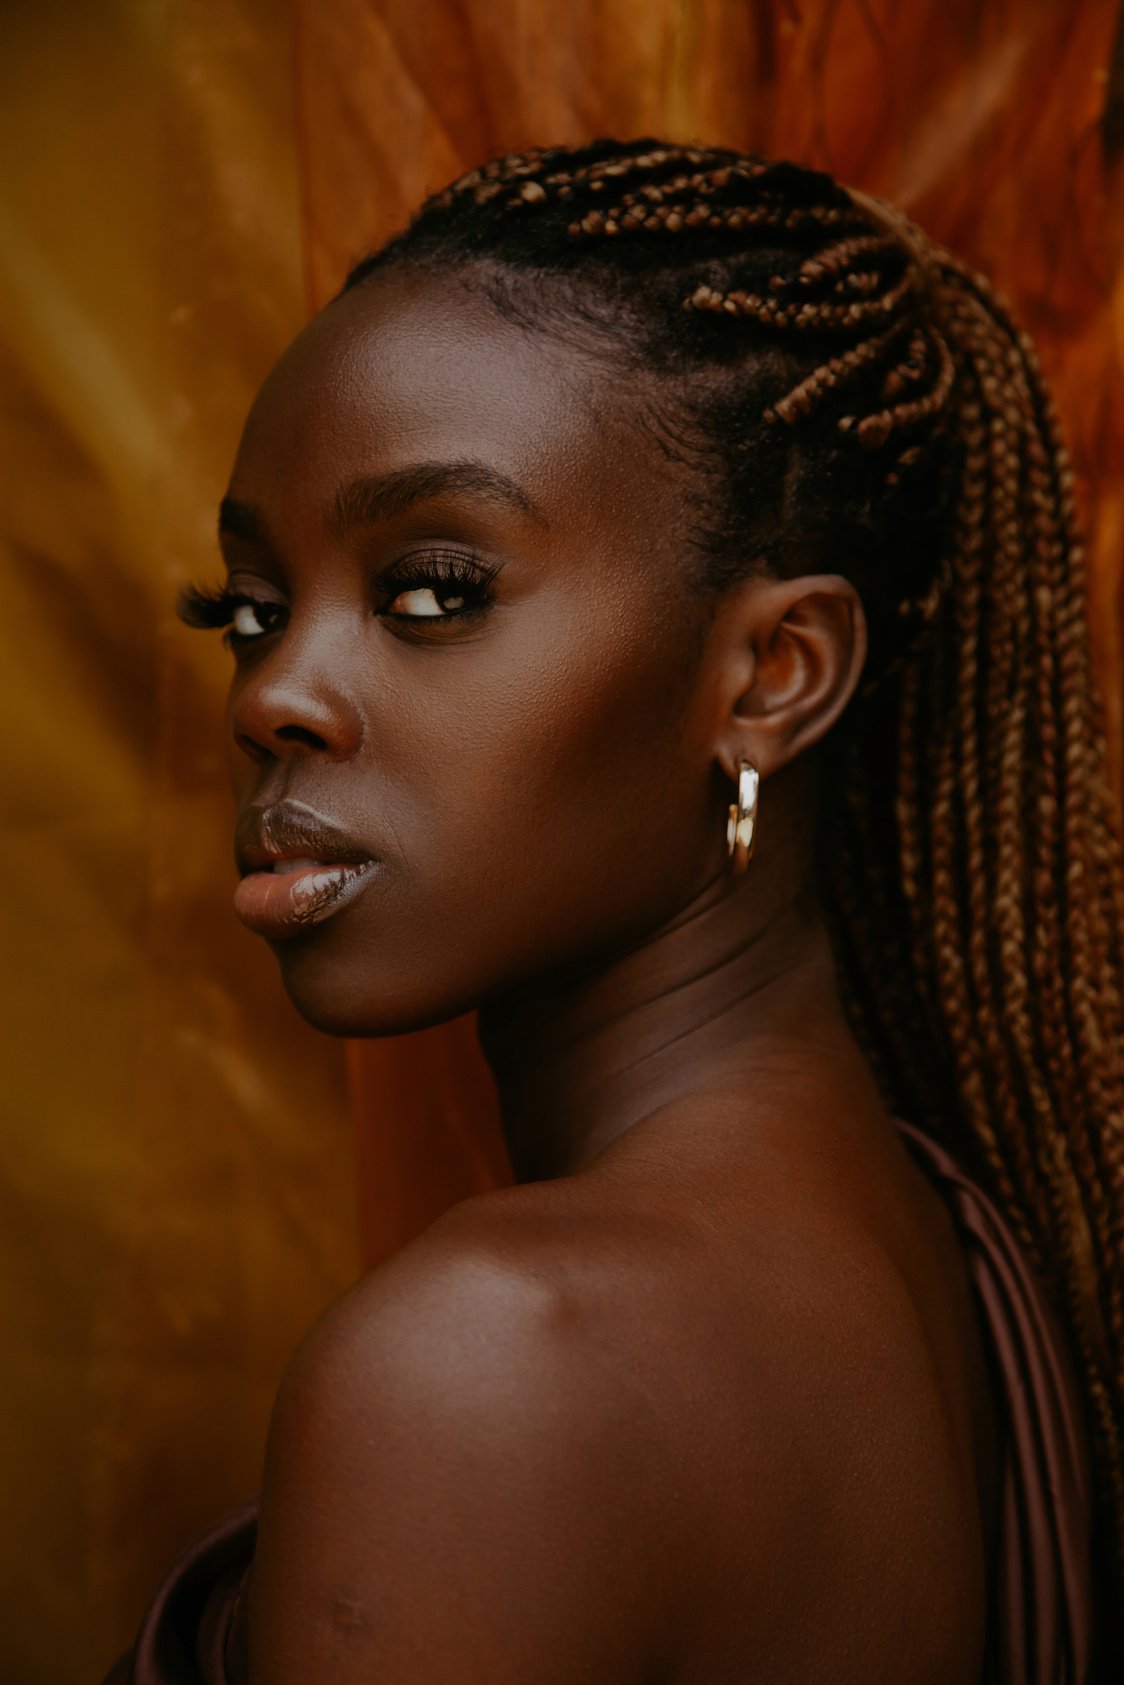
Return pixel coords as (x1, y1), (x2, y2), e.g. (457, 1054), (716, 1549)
(176, 583), (278, 637)
(175, 585), (288, 651)
(386, 551), (503, 620)
(176, 550), (503, 648)
(175, 581), (244, 630)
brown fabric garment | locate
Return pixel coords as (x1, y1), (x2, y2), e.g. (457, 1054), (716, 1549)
(101, 1121), (1097, 1684)
(101, 1501), (255, 1685)
(894, 1121), (1096, 1684)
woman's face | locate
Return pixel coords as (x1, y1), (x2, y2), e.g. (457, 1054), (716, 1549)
(220, 266), (737, 1035)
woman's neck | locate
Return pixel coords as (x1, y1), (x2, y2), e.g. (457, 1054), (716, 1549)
(477, 872), (876, 1183)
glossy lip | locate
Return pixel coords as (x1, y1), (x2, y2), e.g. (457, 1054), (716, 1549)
(233, 799), (381, 940)
(234, 798), (377, 876)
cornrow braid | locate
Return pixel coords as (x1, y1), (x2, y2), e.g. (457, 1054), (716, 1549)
(343, 138), (1124, 1629)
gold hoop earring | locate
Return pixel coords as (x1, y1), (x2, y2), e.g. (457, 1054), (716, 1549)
(726, 759), (759, 874)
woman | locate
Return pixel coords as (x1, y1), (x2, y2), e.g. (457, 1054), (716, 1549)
(105, 140), (1124, 1682)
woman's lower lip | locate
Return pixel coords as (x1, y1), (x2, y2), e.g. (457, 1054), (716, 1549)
(233, 860), (379, 939)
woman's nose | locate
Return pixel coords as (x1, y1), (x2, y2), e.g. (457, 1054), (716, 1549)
(229, 638), (364, 765)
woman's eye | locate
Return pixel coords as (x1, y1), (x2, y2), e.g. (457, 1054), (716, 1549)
(388, 586), (468, 618)
(221, 596), (287, 648)
(175, 582), (287, 644)
(231, 600), (276, 638)
(378, 550), (500, 626)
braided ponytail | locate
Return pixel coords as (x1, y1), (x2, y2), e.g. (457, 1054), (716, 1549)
(344, 138), (1124, 1607)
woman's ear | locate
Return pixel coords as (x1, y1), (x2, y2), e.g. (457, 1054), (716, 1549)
(710, 572), (868, 782)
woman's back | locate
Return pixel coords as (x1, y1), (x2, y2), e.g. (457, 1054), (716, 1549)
(244, 1091), (1000, 1684)
(106, 1089), (1095, 1684)
(631, 1117), (994, 1681)
(457, 1097), (1001, 1682)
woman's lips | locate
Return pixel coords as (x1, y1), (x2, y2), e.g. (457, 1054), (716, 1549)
(233, 858), (379, 939)
(233, 799), (381, 938)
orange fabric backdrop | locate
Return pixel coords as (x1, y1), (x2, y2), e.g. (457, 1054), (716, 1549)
(2, 3), (1122, 1679)
(1, 6), (360, 1679)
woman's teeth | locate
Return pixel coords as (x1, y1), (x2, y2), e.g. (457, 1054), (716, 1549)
(271, 858), (330, 874)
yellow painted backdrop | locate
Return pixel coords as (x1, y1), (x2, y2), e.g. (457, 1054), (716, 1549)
(3, 3), (1122, 1679)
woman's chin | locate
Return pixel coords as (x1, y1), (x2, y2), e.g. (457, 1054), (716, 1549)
(283, 995), (388, 1038)
(271, 946), (470, 1040)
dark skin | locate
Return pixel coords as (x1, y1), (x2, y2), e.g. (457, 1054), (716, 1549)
(220, 266), (1001, 1683)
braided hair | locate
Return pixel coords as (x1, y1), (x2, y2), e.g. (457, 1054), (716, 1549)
(343, 139), (1124, 1608)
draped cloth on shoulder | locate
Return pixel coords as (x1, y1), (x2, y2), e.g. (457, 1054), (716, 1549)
(102, 1121), (1097, 1684)
(894, 1120), (1096, 1684)
(101, 1501), (255, 1685)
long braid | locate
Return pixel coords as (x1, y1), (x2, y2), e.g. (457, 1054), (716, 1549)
(346, 138), (1124, 1609)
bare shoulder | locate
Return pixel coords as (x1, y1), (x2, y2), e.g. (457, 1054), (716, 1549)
(248, 1180), (687, 1684)
(274, 1175), (666, 1434)
(249, 1133), (992, 1683)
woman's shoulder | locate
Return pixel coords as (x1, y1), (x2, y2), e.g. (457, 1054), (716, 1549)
(285, 1109), (978, 1483)
(104, 1124), (1002, 1684)
(252, 1122), (994, 1681)
(265, 1171), (720, 1561)
(248, 1179), (715, 1681)
(288, 1173), (682, 1413)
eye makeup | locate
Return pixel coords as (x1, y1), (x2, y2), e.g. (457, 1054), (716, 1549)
(176, 585), (287, 649)
(175, 547), (505, 648)
(380, 549), (504, 623)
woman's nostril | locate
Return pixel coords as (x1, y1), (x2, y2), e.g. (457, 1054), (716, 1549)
(276, 724), (330, 750)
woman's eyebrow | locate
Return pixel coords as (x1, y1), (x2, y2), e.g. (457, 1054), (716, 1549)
(328, 460), (548, 535)
(217, 461), (548, 549)
(218, 497), (260, 541)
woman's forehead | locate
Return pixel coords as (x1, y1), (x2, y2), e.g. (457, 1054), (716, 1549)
(230, 267), (694, 544)
(240, 272), (602, 474)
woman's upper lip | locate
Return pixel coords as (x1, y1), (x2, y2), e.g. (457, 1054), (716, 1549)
(234, 799), (377, 876)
